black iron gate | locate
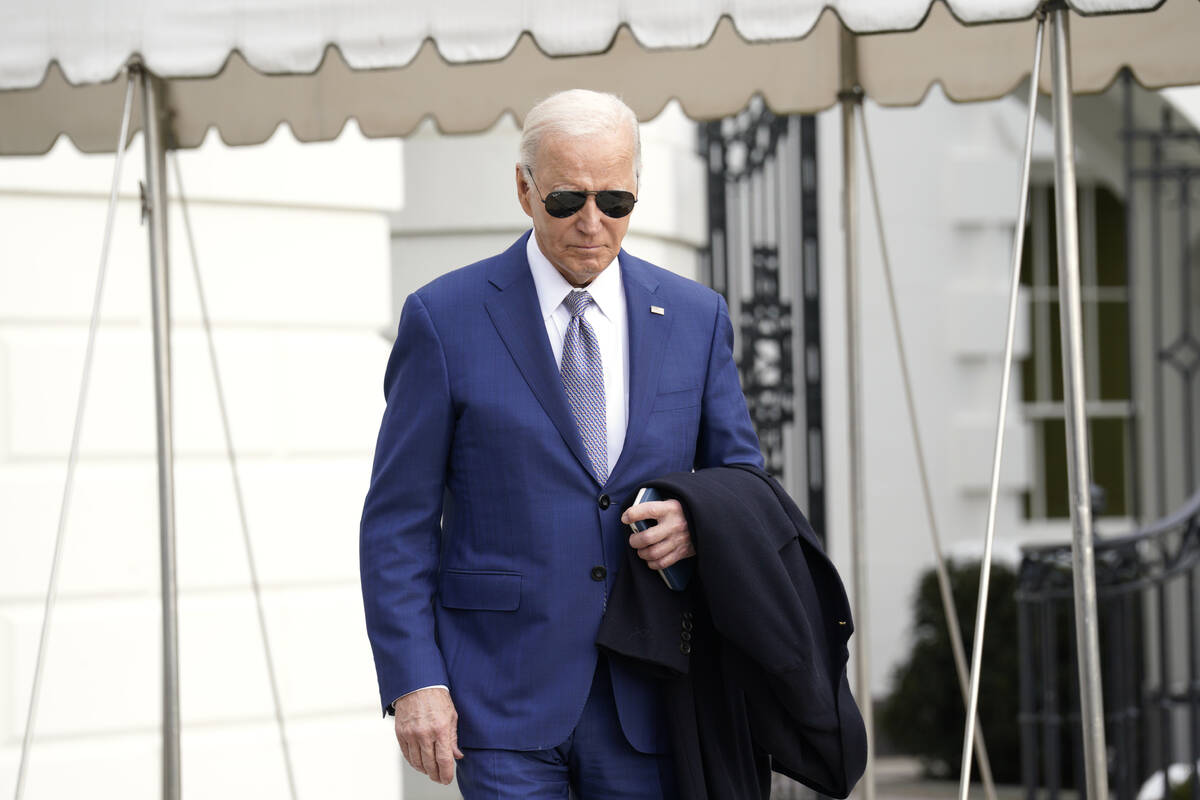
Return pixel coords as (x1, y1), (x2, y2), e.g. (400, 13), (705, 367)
(1018, 492), (1200, 799)
(700, 97), (827, 544)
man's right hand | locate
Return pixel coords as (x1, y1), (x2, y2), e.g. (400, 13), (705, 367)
(394, 686), (464, 785)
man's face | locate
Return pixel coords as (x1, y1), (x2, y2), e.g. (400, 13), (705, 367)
(516, 131), (637, 287)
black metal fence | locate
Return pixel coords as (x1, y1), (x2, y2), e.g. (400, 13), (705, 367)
(1017, 488), (1200, 798)
(700, 100), (827, 544)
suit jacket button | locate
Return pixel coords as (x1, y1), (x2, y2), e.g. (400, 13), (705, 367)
(681, 631), (693, 642)
(598, 494), (611, 510)
(591, 566), (607, 581)
(680, 642), (692, 656)
(682, 619), (694, 632)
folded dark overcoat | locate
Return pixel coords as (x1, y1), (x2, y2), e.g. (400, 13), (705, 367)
(596, 464), (867, 799)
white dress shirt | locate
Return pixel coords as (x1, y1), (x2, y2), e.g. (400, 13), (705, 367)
(394, 233), (630, 711)
(526, 232), (630, 475)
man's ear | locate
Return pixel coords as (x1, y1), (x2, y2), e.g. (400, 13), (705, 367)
(515, 164), (534, 219)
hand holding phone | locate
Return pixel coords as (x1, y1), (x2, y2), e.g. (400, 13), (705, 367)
(628, 486), (694, 592)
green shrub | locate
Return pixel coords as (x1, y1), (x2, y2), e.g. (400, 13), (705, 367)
(879, 559), (1022, 782)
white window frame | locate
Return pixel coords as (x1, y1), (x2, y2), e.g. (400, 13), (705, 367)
(1023, 183), (1134, 520)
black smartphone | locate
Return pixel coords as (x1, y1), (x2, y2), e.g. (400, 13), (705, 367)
(629, 486), (693, 591)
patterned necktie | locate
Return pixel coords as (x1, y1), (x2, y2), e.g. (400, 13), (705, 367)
(560, 290), (608, 483)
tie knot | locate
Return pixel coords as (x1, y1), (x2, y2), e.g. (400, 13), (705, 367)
(564, 290), (595, 318)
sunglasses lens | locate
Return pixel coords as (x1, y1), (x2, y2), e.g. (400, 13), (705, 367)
(596, 191), (636, 219)
(544, 191), (587, 218)
(541, 190), (637, 219)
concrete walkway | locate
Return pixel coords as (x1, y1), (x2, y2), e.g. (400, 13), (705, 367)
(769, 757), (1029, 799)
(870, 757), (1069, 800)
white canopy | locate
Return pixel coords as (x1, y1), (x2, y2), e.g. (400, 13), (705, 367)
(1, 0), (1194, 154)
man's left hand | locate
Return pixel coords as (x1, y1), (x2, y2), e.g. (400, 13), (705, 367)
(622, 499), (694, 570)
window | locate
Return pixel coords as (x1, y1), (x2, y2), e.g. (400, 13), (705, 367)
(1021, 184), (1132, 519)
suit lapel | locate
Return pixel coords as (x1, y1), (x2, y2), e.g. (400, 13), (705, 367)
(484, 236), (597, 483)
(610, 255), (672, 487)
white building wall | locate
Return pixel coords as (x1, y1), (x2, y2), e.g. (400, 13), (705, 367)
(819, 91), (1026, 701)
(0, 126), (404, 798)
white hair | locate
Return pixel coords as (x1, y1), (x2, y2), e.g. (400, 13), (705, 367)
(519, 89), (641, 177)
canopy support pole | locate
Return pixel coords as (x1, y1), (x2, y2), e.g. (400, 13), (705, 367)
(957, 14), (1046, 800)
(1048, 6), (1110, 799)
(11, 70), (137, 800)
(135, 63), (182, 800)
(839, 28), (875, 800)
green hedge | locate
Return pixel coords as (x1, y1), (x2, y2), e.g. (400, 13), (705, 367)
(879, 559), (1022, 781)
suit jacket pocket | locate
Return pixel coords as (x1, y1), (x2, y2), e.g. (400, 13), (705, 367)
(652, 387), (701, 411)
(439, 569), (522, 611)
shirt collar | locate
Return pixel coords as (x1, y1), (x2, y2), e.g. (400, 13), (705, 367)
(526, 232), (623, 322)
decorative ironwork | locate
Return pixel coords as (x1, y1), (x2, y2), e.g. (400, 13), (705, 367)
(1162, 335), (1200, 377)
(740, 245), (795, 478)
(1123, 71), (1200, 519)
(1017, 489), (1200, 799)
(700, 98), (826, 542)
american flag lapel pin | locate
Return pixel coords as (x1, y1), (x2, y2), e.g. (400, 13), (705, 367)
(650, 305), (665, 315)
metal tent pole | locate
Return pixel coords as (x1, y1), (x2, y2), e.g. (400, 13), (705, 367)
(135, 63), (182, 800)
(1048, 6), (1110, 799)
(957, 16), (1046, 800)
(11, 69), (137, 800)
(839, 28), (875, 800)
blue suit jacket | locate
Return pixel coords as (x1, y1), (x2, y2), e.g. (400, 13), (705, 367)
(360, 232), (763, 754)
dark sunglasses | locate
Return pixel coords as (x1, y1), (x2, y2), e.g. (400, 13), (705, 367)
(525, 169), (637, 219)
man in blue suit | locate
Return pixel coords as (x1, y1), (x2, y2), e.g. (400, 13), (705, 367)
(360, 89), (763, 798)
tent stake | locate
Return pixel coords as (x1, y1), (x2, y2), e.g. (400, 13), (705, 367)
(135, 63), (182, 800)
(1048, 6), (1110, 799)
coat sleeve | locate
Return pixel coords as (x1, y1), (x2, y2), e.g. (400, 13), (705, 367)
(359, 292), (454, 714)
(695, 293), (764, 470)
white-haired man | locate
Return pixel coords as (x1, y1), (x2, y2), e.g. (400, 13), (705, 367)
(361, 89), (763, 798)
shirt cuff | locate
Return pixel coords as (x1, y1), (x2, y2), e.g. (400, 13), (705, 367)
(390, 684), (450, 713)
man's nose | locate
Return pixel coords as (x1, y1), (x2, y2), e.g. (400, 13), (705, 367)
(574, 195), (604, 232)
